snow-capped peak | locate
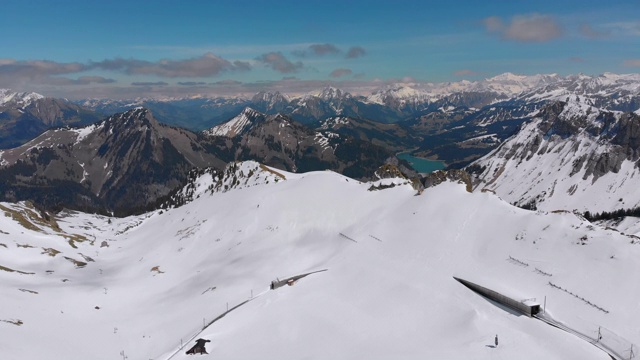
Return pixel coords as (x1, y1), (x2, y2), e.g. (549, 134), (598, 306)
(486, 72), (528, 82)
(366, 85), (429, 105)
(203, 107), (266, 137)
(0, 88), (45, 107)
(317, 86), (350, 101)
(251, 91), (291, 104)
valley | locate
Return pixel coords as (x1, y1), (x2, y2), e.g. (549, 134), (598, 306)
(1, 73), (640, 360)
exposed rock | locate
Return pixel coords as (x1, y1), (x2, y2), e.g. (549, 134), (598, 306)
(422, 169), (472, 192)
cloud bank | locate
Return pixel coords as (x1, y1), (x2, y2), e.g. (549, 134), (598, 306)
(483, 14), (563, 42)
(623, 59), (640, 67)
(92, 52), (248, 77)
(579, 24), (611, 39)
(256, 52), (303, 73)
(346, 46), (366, 59)
(329, 68), (353, 78)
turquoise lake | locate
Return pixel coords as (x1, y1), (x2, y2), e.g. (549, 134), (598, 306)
(397, 152), (446, 173)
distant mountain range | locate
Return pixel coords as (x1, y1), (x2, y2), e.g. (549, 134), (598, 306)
(2, 72), (640, 214)
(72, 72), (640, 127)
(0, 89), (100, 148)
(0, 106), (408, 214)
(70, 72), (640, 168)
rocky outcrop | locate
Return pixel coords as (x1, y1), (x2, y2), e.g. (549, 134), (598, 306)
(422, 169), (472, 192)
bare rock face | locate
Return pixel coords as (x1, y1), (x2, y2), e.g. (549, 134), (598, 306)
(375, 163), (406, 180)
(611, 112), (640, 158)
(422, 169), (472, 192)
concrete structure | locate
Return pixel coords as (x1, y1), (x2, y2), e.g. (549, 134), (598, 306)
(454, 276), (540, 317)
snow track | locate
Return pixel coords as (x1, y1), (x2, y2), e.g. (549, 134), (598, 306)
(163, 270), (328, 360)
(163, 288), (271, 360)
(534, 313), (635, 360)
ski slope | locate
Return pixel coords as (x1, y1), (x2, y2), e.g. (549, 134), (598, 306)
(1, 162), (638, 359)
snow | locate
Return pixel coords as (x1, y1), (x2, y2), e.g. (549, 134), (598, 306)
(314, 86), (351, 101)
(203, 107), (261, 137)
(0, 88), (44, 107)
(366, 86), (430, 106)
(1, 162), (638, 360)
(69, 122), (104, 143)
(76, 161), (89, 183)
(459, 133), (499, 144)
(320, 117), (349, 130)
(313, 132), (338, 152)
(473, 102), (640, 213)
(439, 105), (456, 113)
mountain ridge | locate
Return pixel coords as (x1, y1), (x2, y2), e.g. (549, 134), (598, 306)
(0, 107), (225, 215)
(471, 99), (640, 212)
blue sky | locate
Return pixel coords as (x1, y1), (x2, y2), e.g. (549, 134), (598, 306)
(1, 0), (639, 99)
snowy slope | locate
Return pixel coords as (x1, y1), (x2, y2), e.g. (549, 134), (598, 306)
(472, 100), (640, 213)
(203, 107), (265, 137)
(1, 161), (639, 360)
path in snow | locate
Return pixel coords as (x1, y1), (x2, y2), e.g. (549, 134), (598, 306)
(534, 313), (636, 360)
(163, 270), (329, 360)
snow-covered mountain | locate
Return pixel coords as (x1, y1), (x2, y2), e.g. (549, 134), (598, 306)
(0, 88), (45, 107)
(471, 99), (640, 213)
(1, 160), (638, 360)
(517, 73), (640, 113)
(70, 72), (640, 131)
(0, 89), (100, 149)
(202, 107), (266, 137)
(250, 91), (291, 113)
(366, 85), (434, 112)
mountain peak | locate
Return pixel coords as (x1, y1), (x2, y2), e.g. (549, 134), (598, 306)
(0, 88), (45, 107)
(486, 72), (527, 82)
(203, 107), (267, 137)
(102, 107), (160, 132)
(318, 86), (350, 100)
(251, 91), (290, 103)
(240, 106), (263, 117)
